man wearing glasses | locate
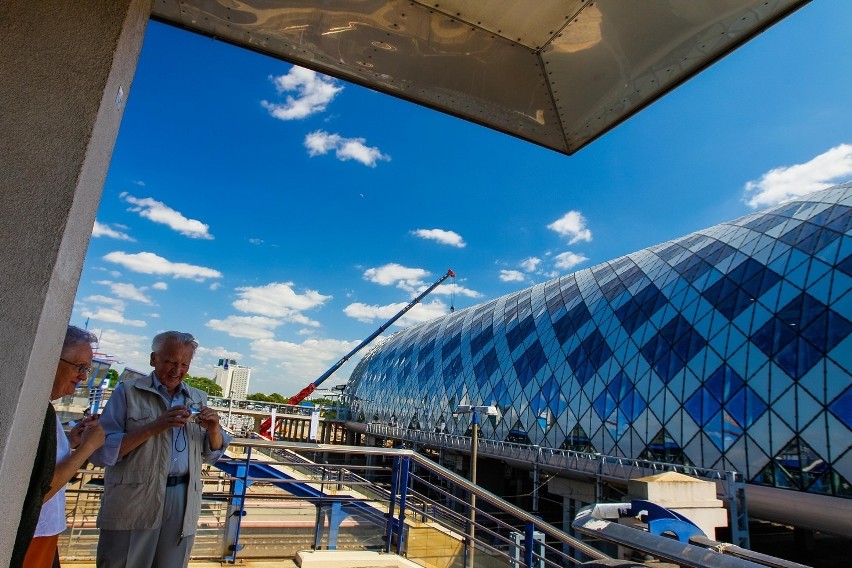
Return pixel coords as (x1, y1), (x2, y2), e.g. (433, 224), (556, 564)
(91, 331), (231, 568)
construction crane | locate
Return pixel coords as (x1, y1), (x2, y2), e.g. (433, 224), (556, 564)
(258, 269), (455, 438)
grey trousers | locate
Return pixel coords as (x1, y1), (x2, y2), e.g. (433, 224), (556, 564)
(96, 483), (195, 568)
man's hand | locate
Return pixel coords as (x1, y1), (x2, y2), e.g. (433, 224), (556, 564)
(69, 414), (99, 449)
(197, 406), (220, 432)
(154, 406), (192, 433)
(79, 420), (106, 452)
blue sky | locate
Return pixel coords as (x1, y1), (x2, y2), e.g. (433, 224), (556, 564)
(72, 1), (852, 396)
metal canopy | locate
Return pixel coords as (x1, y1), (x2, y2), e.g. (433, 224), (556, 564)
(152, 0), (809, 155)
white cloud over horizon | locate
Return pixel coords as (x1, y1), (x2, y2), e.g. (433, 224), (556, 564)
(206, 315), (282, 340)
(232, 282), (330, 327)
(548, 210), (593, 244)
(93, 280), (153, 304)
(520, 257), (541, 272)
(81, 307), (146, 328)
(121, 192), (213, 239)
(262, 66), (343, 120)
(743, 143), (852, 208)
(92, 221), (134, 241)
(304, 130), (390, 167)
(553, 251), (589, 271)
(103, 251), (222, 281)
(411, 228), (466, 248)
(249, 337), (362, 393)
(499, 270), (526, 282)
(344, 299), (449, 326)
(363, 263), (428, 289)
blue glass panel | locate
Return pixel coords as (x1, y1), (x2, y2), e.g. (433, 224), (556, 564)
(803, 309), (852, 354)
(514, 340), (546, 387)
(542, 375), (559, 401)
(506, 315), (535, 351)
(774, 336), (823, 380)
(752, 317), (798, 357)
(674, 255), (713, 282)
(470, 326), (493, 357)
(418, 359), (433, 383)
(828, 386), (852, 430)
(696, 240), (737, 264)
(705, 365), (744, 403)
(593, 391), (616, 420)
(622, 389), (646, 422)
(418, 339), (435, 362)
(743, 213), (784, 233)
(721, 410), (743, 450)
(838, 253), (852, 277)
(442, 333), (461, 359)
(726, 387), (747, 429)
(684, 389), (705, 425)
(443, 354), (462, 388)
(705, 410), (725, 451)
(552, 303), (592, 345)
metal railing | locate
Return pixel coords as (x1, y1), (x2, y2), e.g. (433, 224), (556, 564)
(59, 439), (609, 567)
(366, 424), (750, 547)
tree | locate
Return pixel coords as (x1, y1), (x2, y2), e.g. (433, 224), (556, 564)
(105, 369), (119, 388)
(247, 393), (270, 402)
(268, 392), (287, 404)
(184, 375), (222, 396)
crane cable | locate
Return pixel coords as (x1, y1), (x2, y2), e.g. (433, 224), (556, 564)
(450, 271), (456, 312)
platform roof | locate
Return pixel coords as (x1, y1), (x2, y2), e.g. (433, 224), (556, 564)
(152, 0), (809, 155)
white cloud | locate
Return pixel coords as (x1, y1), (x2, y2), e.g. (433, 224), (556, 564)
(743, 143), (852, 208)
(500, 270), (526, 282)
(85, 328), (151, 372)
(196, 345), (243, 361)
(304, 130), (390, 167)
(423, 282), (482, 299)
(206, 315), (282, 340)
(94, 280), (153, 304)
(103, 251), (222, 281)
(209, 282), (221, 291)
(344, 299), (449, 326)
(152, 282), (168, 290)
(92, 221), (134, 241)
(81, 307), (146, 328)
(548, 210), (593, 244)
(249, 337), (362, 392)
(261, 66), (343, 120)
(121, 192), (213, 239)
(248, 238), (264, 245)
(411, 228), (466, 248)
(363, 264), (429, 290)
(553, 251), (589, 270)
(520, 257), (541, 272)
(232, 282), (330, 326)
(84, 295), (126, 309)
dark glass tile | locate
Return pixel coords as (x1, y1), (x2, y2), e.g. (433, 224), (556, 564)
(655, 243), (685, 262)
(514, 340), (546, 387)
(470, 326), (494, 357)
(751, 317), (798, 358)
(674, 255), (714, 282)
(442, 333), (461, 359)
(705, 365), (744, 403)
(828, 386), (852, 430)
(567, 330), (611, 386)
(553, 303), (592, 345)
(506, 314), (536, 351)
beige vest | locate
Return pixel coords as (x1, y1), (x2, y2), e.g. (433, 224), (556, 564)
(97, 376), (209, 535)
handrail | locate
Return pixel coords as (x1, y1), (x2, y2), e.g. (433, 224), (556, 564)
(228, 438), (607, 561)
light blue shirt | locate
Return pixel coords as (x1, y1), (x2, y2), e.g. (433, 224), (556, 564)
(94, 374), (230, 475)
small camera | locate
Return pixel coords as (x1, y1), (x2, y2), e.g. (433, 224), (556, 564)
(188, 403), (202, 423)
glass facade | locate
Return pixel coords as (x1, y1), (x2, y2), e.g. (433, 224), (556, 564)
(349, 182), (852, 499)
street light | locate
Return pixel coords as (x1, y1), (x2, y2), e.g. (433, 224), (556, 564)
(453, 405), (498, 568)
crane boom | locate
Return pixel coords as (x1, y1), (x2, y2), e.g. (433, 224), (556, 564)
(283, 268), (455, 409)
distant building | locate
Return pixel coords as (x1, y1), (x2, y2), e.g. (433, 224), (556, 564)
(214, 358), (251, 400)
(118, 367), (147, 383)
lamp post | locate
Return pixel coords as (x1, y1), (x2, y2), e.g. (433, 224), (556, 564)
(453, 404), (498, 568)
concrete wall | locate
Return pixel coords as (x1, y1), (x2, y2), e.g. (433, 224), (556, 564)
(0, 1), (151, 562)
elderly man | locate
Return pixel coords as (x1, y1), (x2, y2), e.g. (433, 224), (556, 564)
(92, 331), (231, 568)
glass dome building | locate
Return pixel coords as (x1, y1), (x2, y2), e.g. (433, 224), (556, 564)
(349, 182), (852, 532)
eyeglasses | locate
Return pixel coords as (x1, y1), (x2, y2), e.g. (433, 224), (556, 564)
(60, 358), (92, 375)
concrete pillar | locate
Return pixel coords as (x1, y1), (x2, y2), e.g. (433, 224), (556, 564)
(0, 0), (151, 560)
(627, 472), (728, 540)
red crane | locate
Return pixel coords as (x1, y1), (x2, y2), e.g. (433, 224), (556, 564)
(258, 269), (455, 438)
